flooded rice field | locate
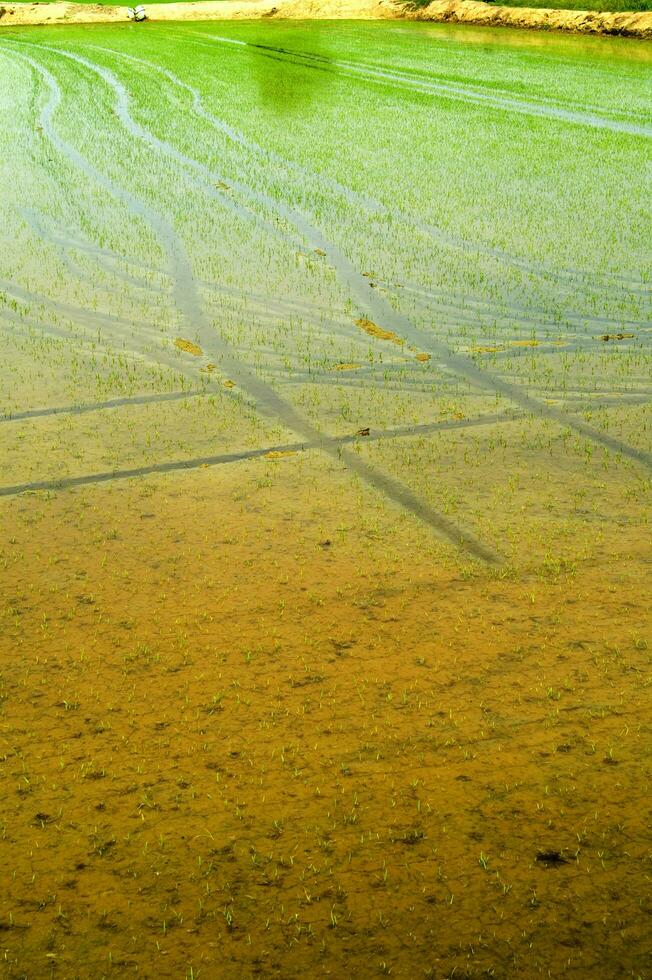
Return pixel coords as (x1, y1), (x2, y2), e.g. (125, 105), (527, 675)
(0, 19), (651, 979)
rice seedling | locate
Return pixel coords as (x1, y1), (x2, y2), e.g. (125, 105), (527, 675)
(0, 17), (650, 980)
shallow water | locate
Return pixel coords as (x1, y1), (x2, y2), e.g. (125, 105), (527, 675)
(0, 20), (650, 979)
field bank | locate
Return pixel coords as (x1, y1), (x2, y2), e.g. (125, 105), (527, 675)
(0, 20), (650, 979)
(1, 0), (652, 38)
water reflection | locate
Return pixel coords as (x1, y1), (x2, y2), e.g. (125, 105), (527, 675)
(414, 21), (652, 63)
(245, 24), (333, 113)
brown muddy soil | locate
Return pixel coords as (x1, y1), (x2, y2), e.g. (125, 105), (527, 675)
(1, 0), (651, 36)
(1, 445), (650, 978)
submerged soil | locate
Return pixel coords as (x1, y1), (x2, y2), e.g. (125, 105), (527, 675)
(1, 0), (651, 36)
(1, 451), (650, 979)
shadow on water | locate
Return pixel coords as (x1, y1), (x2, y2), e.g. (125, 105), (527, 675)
(246, 25), (333, 114)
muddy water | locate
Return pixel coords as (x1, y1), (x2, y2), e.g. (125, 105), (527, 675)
(1, 460), (650, 979)
(0, 19), (651, 980)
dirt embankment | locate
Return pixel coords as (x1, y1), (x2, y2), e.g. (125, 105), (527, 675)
(0, 0), (651, 37)
(410, 0), (652, 36)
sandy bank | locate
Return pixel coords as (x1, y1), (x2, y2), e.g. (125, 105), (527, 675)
(411, 0), (652, 37)
(0, 0), (650, 37)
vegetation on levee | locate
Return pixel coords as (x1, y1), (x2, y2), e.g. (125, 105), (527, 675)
(407, 0), (652, 11)
(6, 0), (652, 13)
(8, 0), (652, 8)
(496, 0), (652, 12)
(6, 0), (220, 4)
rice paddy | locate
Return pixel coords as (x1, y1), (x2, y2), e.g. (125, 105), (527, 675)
(0, 20), (650, 979)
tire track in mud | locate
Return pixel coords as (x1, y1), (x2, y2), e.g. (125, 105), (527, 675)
(172, 31), (647, 296)
(397, 281), (645, 335)
(6, 43), (652, 497)
(0, 277), (168, 344)
(8, 42), (652, 474)
(2, 272), (403, 405)
(4, 45), (501, 564)
(267, 363), (652, 418)
(333, 59), (652, 137)
(7, 38), (650, 309)
(64, 39), (651, 343)
(0, 298), (232, 407)
(17, 208), (350, 330)
(2, 389), (646, 501)
(0, 289), (232, 400)
(2, 300), (466, 406)
(2, 272), (345, 370)
(0, 411), (516, 499)
(22, 43), (305, 253)
(0, 389), (207, 424)
(223, 23), (652, 126)
(194, 33), (651, 139)
(20, 206), (168, 296)
(3, 291), (435, 409)
(489, 339), (651, 362)
(39, 43), (652, 473)
(0, 306), (154, 367)
(171, 31), (649, 302)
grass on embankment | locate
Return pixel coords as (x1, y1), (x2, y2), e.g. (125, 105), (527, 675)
(7, 0), (652, 8)
(5, 0), (211, 4)
(494, 0), (651, 9)
(407, 0), (652, 11)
